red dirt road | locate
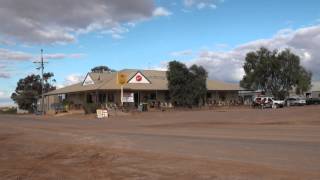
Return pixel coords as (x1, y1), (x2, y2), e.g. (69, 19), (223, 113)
(1, 106), (320, 179)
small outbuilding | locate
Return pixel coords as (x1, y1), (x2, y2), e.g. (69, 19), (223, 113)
(306, 82), (320, 99)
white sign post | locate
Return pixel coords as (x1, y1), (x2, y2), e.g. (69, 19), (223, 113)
(121, 85), (124, 106)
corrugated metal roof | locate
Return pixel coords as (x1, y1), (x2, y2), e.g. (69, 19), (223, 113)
(45, 69), (242, 95)
(207, 79), (243, 91)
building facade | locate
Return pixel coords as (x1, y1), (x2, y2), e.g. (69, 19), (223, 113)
(44, 69), (242, 114)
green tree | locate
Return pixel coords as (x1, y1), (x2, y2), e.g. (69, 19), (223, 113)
(189, 64), (208, 105)
(91, 66), (115, 73)
(295, 67), (312, 95)
(167, 61), (192, 106)
(43, 72), (56, 86)
(11, 73), (56, 112)
(167, 61), (207, 107)
(240, 47), (312, 99)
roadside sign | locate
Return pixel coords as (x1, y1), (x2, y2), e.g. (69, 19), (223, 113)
(97, 109), (108, 118)
(117, 72), (127, 85)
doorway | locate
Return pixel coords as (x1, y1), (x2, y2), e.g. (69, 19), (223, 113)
(134, 92), (139, 107)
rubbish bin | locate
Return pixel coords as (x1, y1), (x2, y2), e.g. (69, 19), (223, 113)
(142, 103), (148, 111)
(138, 103), (148, 112)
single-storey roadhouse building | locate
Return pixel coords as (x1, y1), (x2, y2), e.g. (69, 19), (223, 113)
(43, 69), (242, 113)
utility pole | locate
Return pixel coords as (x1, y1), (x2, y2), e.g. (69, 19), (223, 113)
(33, 49), (47, 115)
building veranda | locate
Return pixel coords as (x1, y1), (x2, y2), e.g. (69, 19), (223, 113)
(43, 69), (242, 114)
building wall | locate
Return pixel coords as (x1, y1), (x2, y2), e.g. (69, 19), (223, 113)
(312, 91), (320, 98)
(113, 91), (121, 105)
(207, 90), (239, 105)
(155, 91), (168, 102)
(67, 93), (85, 105)
(120, 90), (168, 106)
(43, 94), (60, 114)
(44, 89), (240, 114)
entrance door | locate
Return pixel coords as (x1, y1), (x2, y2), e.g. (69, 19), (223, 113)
(134, 92), (139, 107)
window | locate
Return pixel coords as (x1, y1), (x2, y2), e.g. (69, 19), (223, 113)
(165, 91), (170, 101)
(150, 92), (156, 100)
(207, 92), (212, 98)
(219, 92), (226, 101)
(108, 93), (114, 103)
(99, 93), (106, 103)
(86, 94), (93, 103)
(58, 94), (66, 102)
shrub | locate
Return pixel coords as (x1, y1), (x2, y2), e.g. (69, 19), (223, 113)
(83, 103), (98, 114)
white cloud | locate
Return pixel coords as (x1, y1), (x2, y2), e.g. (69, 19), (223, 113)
(0, 73), (10, 79)
(0, 64), (10, 78)
(57, 74), (85, 88)
(0, 91), (5, 98)
(65, 74), (84, 85)
(0, 97), (14, 107)
(0, 0), (161, 44)
(189, 50), (245, 82)
(214, 43), (229, 49)
(184, 0), (195, 7)
(183, 0), (219, 10)
(43, 53), (85, 60)
(101, 25), (129, 39)
(169, 25), (320, 83)
(0, 90), (13, 107)
(0, 48), (84, 62)
(148, 61), (168, 71)
(0, 48), (33, 61)
(197, 3), (206, 9)
(209, 4), (217, 9)
(0, 39), (16, 46)
(171, 50), (193, 57)
(153, 7), (172, 17)
(0, 48), (85, 78)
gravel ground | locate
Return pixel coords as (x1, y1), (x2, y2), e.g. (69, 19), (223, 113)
(0, 105), (320, 179)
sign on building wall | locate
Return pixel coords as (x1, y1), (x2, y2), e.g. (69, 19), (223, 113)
(122, 93), (134, 102)
(128, 71), (151, 84)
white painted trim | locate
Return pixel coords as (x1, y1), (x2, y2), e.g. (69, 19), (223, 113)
(82, 73), (94, 86)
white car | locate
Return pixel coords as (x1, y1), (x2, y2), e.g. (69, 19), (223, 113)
(285, 97), (306, 106)
(253, 96), (285, 109)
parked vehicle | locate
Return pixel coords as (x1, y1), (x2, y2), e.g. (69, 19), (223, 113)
(252, 97), (263, 108)
(306, 98), (320, 105)
(253, 96), (284, 109)
(285, 97), (306, 106)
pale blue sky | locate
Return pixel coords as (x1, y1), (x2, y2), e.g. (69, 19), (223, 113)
(1, 0), (320, 105)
